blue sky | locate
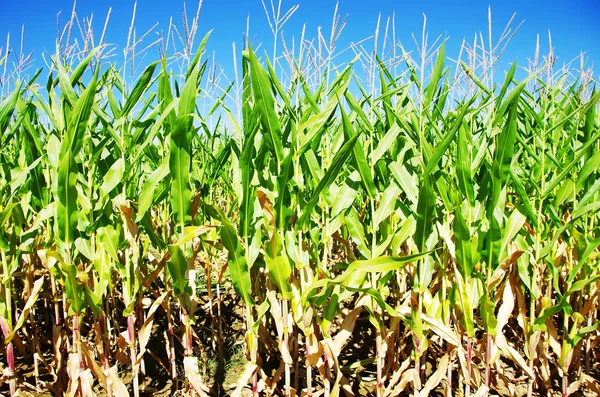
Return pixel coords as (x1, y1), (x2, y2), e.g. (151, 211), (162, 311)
(1, 0), (599, 82)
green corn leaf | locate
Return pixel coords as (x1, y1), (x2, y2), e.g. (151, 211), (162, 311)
(389, 161), (418, 206)
(576, 150), (600, 192)
(338, 252), (431, 285)
(218, 211), (255, 306)
(99, 157), (124, 198)
(185, 30), (212, 81)
(425, 95), (476, 174)
(345, 207), (371, 259)
(496, 62), (517, 107)
(509, 167), (538, 229)
(296, 135), (358, 229)
(245, 47), (284, 164)
(265, 231), (293, 299)
(69, 47), (101, 88)
(373, 182), (400, 232)
(542, 131), (600, 199)
(121, 62), (158, 118)
(487, 98), (518, 268)
(494, 70), (536, 125)
(340, 106), (376, 199)
(456, 120), (475, 206)
(136, 156), (170, 222)
(424, 43), (446, 109)
(414, 171), (436, 253)
(372, 123), (401, 164)
(167, 245), (192, 298)
(57, 68), (98, 245)
(170, 63), (199, 231)
(460, 61), (493, 96)
(174, 226), (214, 247)
(97, 225), (120, 263)
(0, 84), (21, 134)
(454, 207), (474, 278)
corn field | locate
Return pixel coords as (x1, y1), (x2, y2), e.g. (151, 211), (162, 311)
(0, 4), (599, 397)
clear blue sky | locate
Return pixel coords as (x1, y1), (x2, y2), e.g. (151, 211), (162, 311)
(1, 0), (599, 81)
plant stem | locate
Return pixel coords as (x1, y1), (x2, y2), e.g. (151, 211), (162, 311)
(128, 314), (139, 397)
(2, 251), (16, 396)
(166, 299), (178, 391)
(466, 336), (472, 397)
(283, 299), (291, 396)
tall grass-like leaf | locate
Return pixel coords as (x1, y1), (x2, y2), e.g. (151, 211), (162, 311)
(542, 130), (600, 198)
(296, 135), (358, 229)
(337, 252), (430, 285)
(507, 168), (538, 229)
(425, 96), (476, 174)
(495, 62), (517, 108)
(340, 106), (376, 199)
(57, 68), (98, 245)
(245, 47), (284, 164)
(136, 156), (170, 222)
(158, 60), (177, 131)
(170, 61), (200, 230)
(454, 208), (474, 278)
(0, 85), (20, 134)
(414, 171), (436, 292)
(121, 62), (158, 118)
(456, 121), (475, 206)
(220, 216), (255, 305)
(484, 105), (515, 276)
(185, 31), (212, 81)
(167, 245), (192, 298)
(414, 171), (436, 254)
(99, 158), (124, 198)
(265, 232), (293, 299)
(424, 43), (446, 110)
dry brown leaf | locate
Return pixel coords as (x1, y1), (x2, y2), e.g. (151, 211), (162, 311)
(546, 318), (562, 358)
(332, 306), (362, 355)
(267, 290), (284, 336)
(581, 289), (599, 317)
(79, 369), (96, 397)
(120, 202), (139, 242)
(263, 361), (285, 393)
(393, 368), (417, 395)
(136, 291), (168, 365)
(495, 335), (535, 379)
(496, 282), (515, 334)
(105, 366), (129, 397)
(420, 354), (449, 395)
(339, 374), (355, 397)
(472, 384), (489, 397)
(257, 189), (276, 229)
(301, 390), (324, 397)
(231, 362), (257, 397)
(493, 281), (516, 365)
(183, 356), (210, 397)
(567, 373), (584, 395)
(488, 250), (523, 290)
(584, 374), (600, 395)
(306, 332), (323, 367)
(384, 358), (411, 396)
(80, 343), (106, 388)
(421, 312), (459, 347)
(539, 346), (551, 388)
(65, 353), (80, 397)
(279, 338), (294, 365)
(5, 278), (44, 342)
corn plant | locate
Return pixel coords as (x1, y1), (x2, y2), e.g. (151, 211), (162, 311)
(0, 5), (599, 397)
